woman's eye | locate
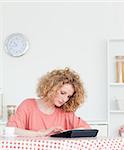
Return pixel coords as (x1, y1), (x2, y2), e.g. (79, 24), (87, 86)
(61, 91), (65, 94)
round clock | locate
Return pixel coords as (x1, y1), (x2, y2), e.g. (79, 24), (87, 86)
(4, 33), (29, 57)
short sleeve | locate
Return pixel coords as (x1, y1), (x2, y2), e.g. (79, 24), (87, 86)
(7, 99), (33, 129)
(65, 112), (91, 129)
(73, 113), (91, 129)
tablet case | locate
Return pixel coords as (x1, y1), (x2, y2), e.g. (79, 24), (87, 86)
(51, 129), (98, 138)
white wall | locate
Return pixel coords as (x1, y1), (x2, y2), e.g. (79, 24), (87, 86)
(1, 2), (124, 122)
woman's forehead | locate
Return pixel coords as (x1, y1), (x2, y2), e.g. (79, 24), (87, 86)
(60, 84), (74, 93)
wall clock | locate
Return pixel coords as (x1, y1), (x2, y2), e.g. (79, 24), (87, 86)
(4, 33), (29, 57)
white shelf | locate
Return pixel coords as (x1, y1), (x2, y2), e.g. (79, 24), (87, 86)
(108, 38), (124, 42)
(110, 110), (124, 113)
(0, 89), (3, 94)
(110, 83), (124, 86)
(0, 121), (7, 125)
(88, 121), (108, 125)
(107, 38), (124, 137)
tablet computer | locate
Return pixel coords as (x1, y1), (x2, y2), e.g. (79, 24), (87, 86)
(51, 129), (98, 138)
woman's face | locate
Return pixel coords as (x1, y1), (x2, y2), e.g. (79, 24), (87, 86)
(53, 83), (74, 107)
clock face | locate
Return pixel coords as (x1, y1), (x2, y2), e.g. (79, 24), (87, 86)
(5, 33), (29, 57)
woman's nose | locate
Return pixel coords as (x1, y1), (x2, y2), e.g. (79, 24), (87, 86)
(62, 95), (69, 101)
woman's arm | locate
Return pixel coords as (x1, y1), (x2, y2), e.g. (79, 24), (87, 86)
(14, 128), (50, 136)
(7, 100), (32, 129)
(70, 112), (91, 129)
(15, 128), (41, 136)
(14, 126), (64, 137)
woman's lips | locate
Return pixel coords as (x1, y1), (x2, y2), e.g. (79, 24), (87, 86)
(58, 100), (63, 105)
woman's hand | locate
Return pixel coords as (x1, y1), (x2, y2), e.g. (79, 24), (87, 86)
(38, 126), (64, 137)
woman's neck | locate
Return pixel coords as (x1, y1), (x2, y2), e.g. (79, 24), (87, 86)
(36, 98), (55, 115)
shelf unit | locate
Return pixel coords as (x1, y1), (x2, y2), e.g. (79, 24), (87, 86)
(0, 28), (4, 125)
(0, 47), (3, 121)
(107, 39), (124, 137)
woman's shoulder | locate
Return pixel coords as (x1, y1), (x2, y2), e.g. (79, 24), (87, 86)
(19, 98), (36, 108)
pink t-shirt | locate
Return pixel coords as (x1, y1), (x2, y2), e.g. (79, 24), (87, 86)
(7, 99), (90, 131)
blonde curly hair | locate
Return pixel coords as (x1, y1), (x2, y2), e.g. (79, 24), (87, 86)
(36, 68), (86, 112)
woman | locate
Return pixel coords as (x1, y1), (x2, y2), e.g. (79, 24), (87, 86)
(7, 68), (90, 136)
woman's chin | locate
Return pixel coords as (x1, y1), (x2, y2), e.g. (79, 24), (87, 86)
(55, 103), (62, 107)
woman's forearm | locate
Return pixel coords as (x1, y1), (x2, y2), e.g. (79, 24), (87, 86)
(15, 127), (44, 136)
(14, 126), (63, 137)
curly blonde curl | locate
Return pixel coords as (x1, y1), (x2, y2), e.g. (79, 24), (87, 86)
(36, 67), (86, 112)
